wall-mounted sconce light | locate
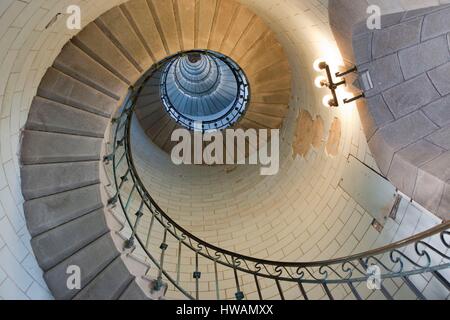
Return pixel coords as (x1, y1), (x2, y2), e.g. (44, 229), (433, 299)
(313, 59), (365, 107)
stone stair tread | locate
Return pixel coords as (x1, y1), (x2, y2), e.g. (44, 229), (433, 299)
(73, 256), (134, 300)
(21, 161), (100, 200)
(38, 67), (117, 118)
(44, 233), (120, 300)
(24, 184), (103, 237)
(26, 96), (109, 138)
(31, 209), (109, 271)
(54, 42), (128, 100)
(21, 130), (103, 165)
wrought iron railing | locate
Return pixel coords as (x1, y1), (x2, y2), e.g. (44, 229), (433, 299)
(104, 61), (450, 301)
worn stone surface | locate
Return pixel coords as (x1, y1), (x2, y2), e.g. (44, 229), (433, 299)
(24, 185), (103, 237)
(426, 126), (450, 149)
(421, 6), (450, 40)
(352, 32), (372, 65)
(398, 36), (450, 80)
(21, 162), (100, 200)
(388, 140), (444, 196)
(366, 94), (394, 127)
(21, 130), (103, 165)
(26, 97), (109, 138)
(44, 234), (120, 300)
(360, 54), (404, 97)
(32, 210), (108, 271)
(423, 95), (450, 127)
(372, 17), (422, 59)
(382, 74), (440, 118)
(74, 257), (133, 300)
(428, 62), (450, 96)
(376, 111), (438, 151)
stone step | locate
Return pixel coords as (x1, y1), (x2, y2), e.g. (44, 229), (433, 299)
(247, 103), (288, 118)
(73, 256), (134, 300)
(204, 0), (236, 51)
(121, 0), (166, 62)
(231, 17), (267, 62)
(26, 97), (109, 138)
(245, 110), (284, 129)
(146, 114), (172, 139)
(221, 6), (255, 56)
(147, 0), (181, 54)
(97, 6), (153, 72)
(54, 42), (128, 100)
(73, 22), (141, 85)
(31, 209), (109, 271)
(119, 279), (152, 300)
(24, 184), (103, 237)
(21, 161), (99, 200)
(153, 119), (177, 148)
(44, 233), (120, 300)
(21, 130), (102, 165)
(38, 67), (117, 118)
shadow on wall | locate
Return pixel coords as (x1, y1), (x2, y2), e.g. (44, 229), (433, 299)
(329, 1), (450, 220)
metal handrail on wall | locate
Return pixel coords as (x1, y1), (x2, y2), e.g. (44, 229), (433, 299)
(104, 58), (450, 301)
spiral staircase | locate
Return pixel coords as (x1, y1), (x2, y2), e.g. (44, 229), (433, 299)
(20, 0), (290, 300)
(10, 0), (450, 300)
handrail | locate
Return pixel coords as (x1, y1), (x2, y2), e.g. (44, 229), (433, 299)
(105, 55), (450, 300)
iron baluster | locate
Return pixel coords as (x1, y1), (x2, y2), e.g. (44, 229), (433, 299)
(402, 276), (426, 300)
(254, 275), (263, 300)
(125, 199), (144, 249)
(214, 260), (220, 300)
(298, 282), (309, 300)
(322, 283), (334, 300)
(108, 169), (130, 205)
(145, 214), (156, 250)
(232, 257), (244, 300)
(193, 251), (201, 300)
(275, 279), (285, 300)
(432, 271), (450, 291)
(176, 239), (182, 285)
(347, 282), (362, 300)
(156, 227), (168, 291)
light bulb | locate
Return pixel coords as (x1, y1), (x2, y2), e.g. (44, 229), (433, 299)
(314, 76), (327, 88)
(322, 95), (334, 107)
(313, 58), (326, 72)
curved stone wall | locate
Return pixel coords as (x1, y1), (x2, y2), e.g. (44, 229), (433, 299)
(329, 0), (450, 220)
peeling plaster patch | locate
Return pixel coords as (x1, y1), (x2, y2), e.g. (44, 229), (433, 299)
(293, 110), (313, 157)
(326, 117), (342, 157)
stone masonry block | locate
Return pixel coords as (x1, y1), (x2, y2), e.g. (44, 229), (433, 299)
(398, 36), (450, 79)
(428, 62), (450, 96)
(422, 6), (450, 40)
(373, 17), (422, 59)
(423, 95), (450, 127)
(382, 74), (440, 118)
